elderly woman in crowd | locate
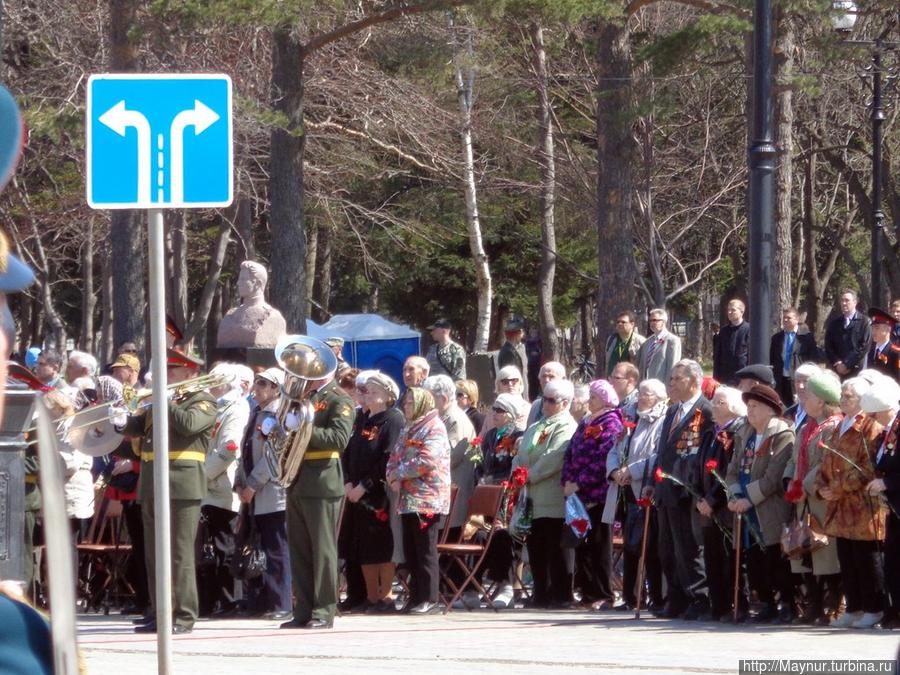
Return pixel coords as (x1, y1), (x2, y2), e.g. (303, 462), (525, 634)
(816, 377), (886, 629)
(512, 379), (578, 608)
(455, 379), (484, 432)
(402, 356), (430, 389)
(725, 383), (795, 624)
(199, 363), (250, 617)
(785, 363), (823, 428)
(603, 378), (667, 611)
(864, 378), (900, 629)
(527, 361), (566, 426)
(341, 372), (405, 614)
(481, 366), (528, 435)
(562, 380), (623, 609)
(570, 384), (591, 422)
(783, 370), (843, 625)
(387, 387), (451, 615)
(44, 389), (94, 542)
(695, 386), (747, 621)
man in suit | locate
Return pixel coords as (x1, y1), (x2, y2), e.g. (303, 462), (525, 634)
(604, 310), (646, 376)
(645, 359), (714, 620)
(712, 299), (750, 385)
(824, 289), (871, 379)
(770, 307), (820, 404)
(637, 308), (682, 382)
(867, 307), (900, 382)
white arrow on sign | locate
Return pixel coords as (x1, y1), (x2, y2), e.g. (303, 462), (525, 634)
(169, 100), (220, 204)
(98, 101), (152, 204)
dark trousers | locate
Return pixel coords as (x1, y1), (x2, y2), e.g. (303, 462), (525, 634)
(401, 513), (440, 604)
(885, 514), (900, 619)
(702, 524), (746, 616)
(747, 543), (794, 610)
(658, 505), (707, 609)
(836, 537), (885, 614)
(254, 511), (292, 613)
(342, 561), (366, 606)
(621, 511), (663, 608)
(526, 517), (569, 606)
(573, 505), (614, 602)
(197, 505), (238, 616)
(286, 492), (341, 623)
(142, 497), (202, 628)
(122, 500), (149, 610)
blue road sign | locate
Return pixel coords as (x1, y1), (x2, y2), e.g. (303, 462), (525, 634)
(87, 73), (233, 209)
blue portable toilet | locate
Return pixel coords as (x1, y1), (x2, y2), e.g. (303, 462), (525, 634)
(321, 314), (421, 386)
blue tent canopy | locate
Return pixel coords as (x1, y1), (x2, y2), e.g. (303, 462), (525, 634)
(319, 314), (421, 386)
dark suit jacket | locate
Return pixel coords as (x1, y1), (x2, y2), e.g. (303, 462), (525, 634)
(712, 321), (750, 384)
(824, 312), (871, 376)
(770, 329), (820, 390)
(652, 395), (715, 508)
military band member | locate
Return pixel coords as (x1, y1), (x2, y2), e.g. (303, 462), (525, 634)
(281, 366), (354, 629)
(122, 348), (217, 634)
(867, 308), (900, 382)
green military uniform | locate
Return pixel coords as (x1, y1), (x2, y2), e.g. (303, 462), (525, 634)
(286, 379), (354, 625)
(23, 448), (40, 587)
(124, 390), (217, 629)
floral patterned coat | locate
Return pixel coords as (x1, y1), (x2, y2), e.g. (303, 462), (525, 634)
(561, 408), (624, 507)
(815, 414), (886, 541)
(386, 409), (451, 515)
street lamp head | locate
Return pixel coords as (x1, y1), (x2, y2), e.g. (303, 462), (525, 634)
(831, 0), (858, 33)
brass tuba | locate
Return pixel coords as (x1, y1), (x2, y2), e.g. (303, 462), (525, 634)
(272, 334), (338, 487)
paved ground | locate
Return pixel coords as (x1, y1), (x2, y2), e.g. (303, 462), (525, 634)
(78, 610), (900, 674)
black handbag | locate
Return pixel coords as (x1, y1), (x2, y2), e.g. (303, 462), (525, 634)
(230, 506), (267, 581)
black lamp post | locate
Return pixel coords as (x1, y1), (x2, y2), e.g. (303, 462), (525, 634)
(748, 0), (775, 363)
(832, 1), (899, 307)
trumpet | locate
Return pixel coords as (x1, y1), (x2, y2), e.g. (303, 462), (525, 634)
(26, 371), (234, 439)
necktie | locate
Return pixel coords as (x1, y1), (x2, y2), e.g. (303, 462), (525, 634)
(668, 405), (684, 439)
(646, 337), (661, 363)
(783, 332), (795, 374)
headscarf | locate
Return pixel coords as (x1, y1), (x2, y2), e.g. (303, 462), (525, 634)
(588, 379), (618, 409)
(404, 386), (435, 424)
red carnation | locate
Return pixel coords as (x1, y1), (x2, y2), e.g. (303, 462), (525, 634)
(511, 466), (529, 487)
(817, 440), (827, 449)
(471, 436), (482, 446)
(705, 459), (718, 473)
(654, 467), (664, 484)
(636, 497), (652, 508)
(374, 509), (389, 523)
(572, 518), (589, 536)
(623, 421), (637, 430)
(225, 441), (238, 452)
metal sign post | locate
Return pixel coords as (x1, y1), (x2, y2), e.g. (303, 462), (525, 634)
(87, 73), (233, 675)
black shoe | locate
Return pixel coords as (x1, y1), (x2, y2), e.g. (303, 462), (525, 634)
(173, 624), (192, 635)
(132, 615), (154, 626)
(338, 598), (367, 613)
(720, 610), (748, 624)
(366, 600), (396, 614)
(614, 603), (632, 612)
(134, 621), (157, 633)
(302, 619), (333, 629)
(659, 603), (686, 619)
(263, 610), (293, 621)
(682, 600), (710, 621)
(752, 605), (778, 623)
(211, 606), (240, 619)
(777, 606), (796, 624)
(120, 603), (146, 616)
(280, 618), (309, 629)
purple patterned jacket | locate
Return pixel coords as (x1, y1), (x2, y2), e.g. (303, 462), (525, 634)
(561, 408), (624, 506)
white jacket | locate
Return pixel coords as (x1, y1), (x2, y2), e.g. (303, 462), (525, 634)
(202, 396), (250, 512)
(59, 434), (95, 520)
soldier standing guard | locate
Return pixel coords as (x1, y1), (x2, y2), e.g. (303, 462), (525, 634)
(867, 308), (900, 382)
(281, 363), (355, 629)
(120, 348), (218, 635)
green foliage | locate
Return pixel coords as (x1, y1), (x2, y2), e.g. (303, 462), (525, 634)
(636, 14), (750, 77)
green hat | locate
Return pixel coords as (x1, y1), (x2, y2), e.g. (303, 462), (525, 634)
(807, 371), (841, 405)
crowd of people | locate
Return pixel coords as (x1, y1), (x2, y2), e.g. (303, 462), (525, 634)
(13, 289), (900, 635)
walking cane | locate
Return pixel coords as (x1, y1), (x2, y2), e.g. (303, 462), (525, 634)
(634, 499), (652, 620)
(732, 511), (742, 623)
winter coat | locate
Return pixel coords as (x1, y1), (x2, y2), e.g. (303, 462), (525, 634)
(202, 395), (250, 512)
(561, 408), (624, 506)
(512, 410), (578, 519)
(234, 399), (286, 515)
(443, 406), (476, 528)
(815, 414), (886, 541)
(725, 416), (794, 547)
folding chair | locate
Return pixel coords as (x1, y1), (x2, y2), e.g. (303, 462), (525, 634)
(437, 484), (505, 614)
(76, 496), (132, 613)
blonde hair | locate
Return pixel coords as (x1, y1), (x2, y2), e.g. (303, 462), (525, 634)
(456, 379), (480, 407)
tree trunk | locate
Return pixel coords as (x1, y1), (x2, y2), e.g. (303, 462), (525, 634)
(305, 214), (318, 320)
(530, 21), (560, 363)
(81, 217), (95, 353)
(771, 10), (794, 330)
(269, 27), (307, 333)
(100, 244), (113, 366)
(181, 215), (232, 347)
(108, 0), (146, 357)
(449, 12), (492, 352)
(234, 198), (256, 261)
(170, 211), (188, 331)
(594, 18), (638, 374)
(314, 221), (333, 323)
